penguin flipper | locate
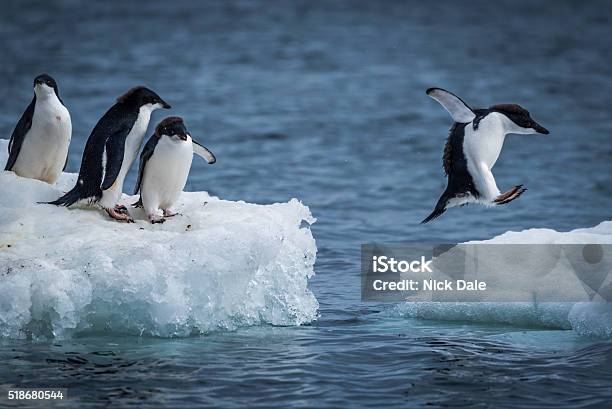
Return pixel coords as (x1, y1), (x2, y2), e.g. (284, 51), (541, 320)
(192, 139), (216, 164)
(133, 134), (158, 195)
(426, 88), (476, 123)
(101, 126), (130, 191)
(5, 97), (35, 171)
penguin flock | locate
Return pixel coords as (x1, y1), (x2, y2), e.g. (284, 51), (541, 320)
(5, 74), (215, 224)
(3, 75), (549, 225)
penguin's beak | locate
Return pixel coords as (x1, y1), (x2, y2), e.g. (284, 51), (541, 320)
(161, 100), (171, 109)
(533, 122), (549, 135)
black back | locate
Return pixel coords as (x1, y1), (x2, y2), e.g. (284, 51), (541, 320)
(75, 102), (140, 199)
(47, 96), (141, 206)
(4, 97), (35, 171)
(443, 123), (479, 199)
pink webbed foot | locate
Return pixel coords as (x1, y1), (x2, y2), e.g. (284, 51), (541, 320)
(114, 204), (129, 214)
(106, 207), (134, 223)
(493, 185), (527, 205)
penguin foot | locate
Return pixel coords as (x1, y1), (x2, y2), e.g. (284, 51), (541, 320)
(106, 207), (134, 223)
(114, 204), (129, 215)
(494, 185), (527, 205)
(150, 217), (166, 224)
(163, 210), (179, 218)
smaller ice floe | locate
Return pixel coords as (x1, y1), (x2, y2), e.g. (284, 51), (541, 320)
(390, 222), (612, 337)
(0, 139), (318, 339)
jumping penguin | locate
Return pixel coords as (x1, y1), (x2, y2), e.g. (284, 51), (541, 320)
(133, 116), (215, 224)
(4, 73), (72, 184)
(421, 87), (549, 224)
(46, 86), (170, 222)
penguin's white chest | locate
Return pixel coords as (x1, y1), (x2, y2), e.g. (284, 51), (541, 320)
(462, 113), (508, 202)
(141, 137), (193, 212)
(121, 110), (151, 178)
(12, 96), (71, 184)
(463, 113), (506, 170)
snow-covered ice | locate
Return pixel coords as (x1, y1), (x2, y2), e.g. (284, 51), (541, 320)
(0, 140), (318, 339)
(392, 222), (612, 337)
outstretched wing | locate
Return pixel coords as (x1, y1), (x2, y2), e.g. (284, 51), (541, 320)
(5, 97), (35, 171)
(133, 134), (158, 195)
(101, 124), (131, 191)
(192, 139), (216, 164)
(426, 88), (476, 123)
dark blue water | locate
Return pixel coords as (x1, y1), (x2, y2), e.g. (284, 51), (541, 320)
(1, 0), (611, 407)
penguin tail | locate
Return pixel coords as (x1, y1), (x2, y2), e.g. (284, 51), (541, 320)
(41, 185), (88, 207)
(421, 206), (446, 224)
(421, 194), (449, 224)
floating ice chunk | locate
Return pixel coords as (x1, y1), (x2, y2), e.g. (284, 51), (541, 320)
(569, 302), (612, 338)
(391, 223), (612, 337)
(0, 140), (318, 339)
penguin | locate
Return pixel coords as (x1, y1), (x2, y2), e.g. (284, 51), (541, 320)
(421, 87), (549, 224)
(133, 116), (215, 224)
(4, 73), (71, 184)
(46, 86), (170, 222)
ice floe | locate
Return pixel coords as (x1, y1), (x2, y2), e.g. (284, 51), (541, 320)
(0, 140), (318, 339)
(392, 222), (612, 337)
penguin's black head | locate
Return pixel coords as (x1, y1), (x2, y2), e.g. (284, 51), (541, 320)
(490, 104), (549, 135)
(155, 116), (189, 141)
(33, 73), (59, 97)
(117, 86), (171, 110)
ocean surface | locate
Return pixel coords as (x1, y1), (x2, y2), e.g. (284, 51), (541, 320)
(1, 0), (611, 407)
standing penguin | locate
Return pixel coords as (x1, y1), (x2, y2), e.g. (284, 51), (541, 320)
(133, 117), (215, 224)
(46, 86), (170, 222)
(421, 88), (549, 224)
(4, 73), (71, 184)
